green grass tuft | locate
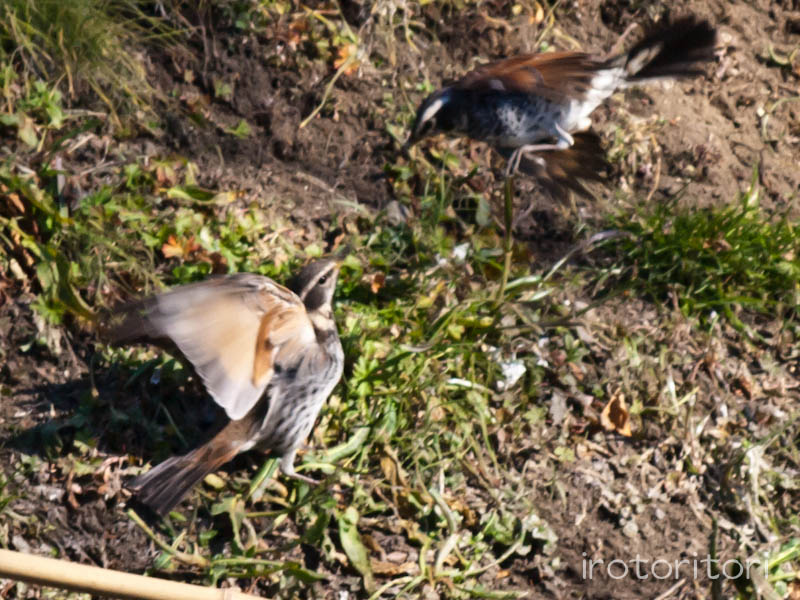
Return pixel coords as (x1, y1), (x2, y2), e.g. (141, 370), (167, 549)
(601, 170), (800, 327)
(0, 0), (168, 123)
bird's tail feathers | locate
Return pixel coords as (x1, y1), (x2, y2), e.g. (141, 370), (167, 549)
(130, 441), (239, 516)
(615, 16), (717, 83)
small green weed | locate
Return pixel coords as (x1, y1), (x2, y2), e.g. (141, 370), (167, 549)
(0, 78), (289, 327)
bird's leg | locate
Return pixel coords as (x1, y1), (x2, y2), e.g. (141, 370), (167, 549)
(497, 126), (575, 299)
(554, 123), (575, 148)
(504, 126), (574, 177)
(280, 449), (319, 485)
(513, 198), (537, 230)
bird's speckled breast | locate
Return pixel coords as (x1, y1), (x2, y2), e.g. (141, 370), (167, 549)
(254, 334), (344, 454)
(465, 92), (565, 146)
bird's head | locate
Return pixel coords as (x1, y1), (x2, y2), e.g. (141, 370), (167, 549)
(403, 88), (457, 152)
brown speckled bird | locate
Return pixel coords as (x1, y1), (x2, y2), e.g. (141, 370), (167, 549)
(109, 258), (344, 516)
(404, 15), (717, 197)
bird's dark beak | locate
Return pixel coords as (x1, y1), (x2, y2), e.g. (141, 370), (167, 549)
(401, 135), (415, 158)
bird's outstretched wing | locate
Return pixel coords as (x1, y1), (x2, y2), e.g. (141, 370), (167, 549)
(107, 273), (317, 420)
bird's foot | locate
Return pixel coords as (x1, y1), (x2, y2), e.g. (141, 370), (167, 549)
(504, 142), (566, 177)
(280, 453), (320, 485)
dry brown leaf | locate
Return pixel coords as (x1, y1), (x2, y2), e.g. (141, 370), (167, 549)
(161, 235), (199, 259)
(7, 192), (25, 214)
(600, 391), (632, 436)
(429, 404), (446, 422)
(370, 560), (419, 576)
(370, 273), (385, 294)
(448, 497), (477, 527)
(568, 361), (585, 381)
(531, 2), (545, 25)
(161, 234), (183, 258)
(361, 533), (384, 557)
(287, 18), (308, 49)
(334, 44), (360, 75)
(734, 375), (754, 399)
(380, 455), (397, 486)
(155, 162), (178, 186)
(65, 470), (81, 509)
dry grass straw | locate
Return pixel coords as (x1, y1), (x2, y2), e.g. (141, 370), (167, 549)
(0, 0), (167, 124)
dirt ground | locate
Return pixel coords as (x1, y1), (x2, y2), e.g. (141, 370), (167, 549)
(1, 0), (799, 598)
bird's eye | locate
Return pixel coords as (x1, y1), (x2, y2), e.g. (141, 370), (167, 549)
(318, 273), (329, 285)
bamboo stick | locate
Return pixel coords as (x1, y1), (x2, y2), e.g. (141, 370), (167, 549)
(0, 549), (263, 600)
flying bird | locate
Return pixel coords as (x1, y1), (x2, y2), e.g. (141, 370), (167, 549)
(108, 258), (344, 516)
(404, 15), (717, 197)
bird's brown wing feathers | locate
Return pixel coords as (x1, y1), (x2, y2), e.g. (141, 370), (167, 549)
(110, 273), (316, 420)
(455, 52), (599, 102)
(455, 17), (716, 100)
